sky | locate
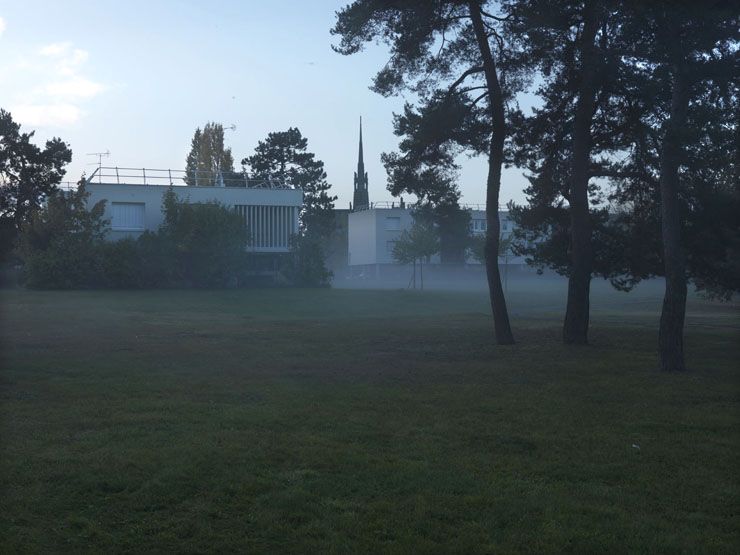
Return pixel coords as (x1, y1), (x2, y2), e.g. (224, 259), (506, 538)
(0, 0), (531, 208)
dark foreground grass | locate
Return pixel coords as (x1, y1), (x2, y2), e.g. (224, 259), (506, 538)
(1, 283), (738, 553)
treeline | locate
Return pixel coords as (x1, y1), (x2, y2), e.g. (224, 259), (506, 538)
(332, 0), (739, 370)
(0, 109), (336, 289)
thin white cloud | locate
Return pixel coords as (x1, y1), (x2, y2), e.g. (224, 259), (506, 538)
(12, 104), (82, 126)
(57, 49), (89, 76)
(0, 17), (6, 38)
(10, 41), (106, 127)
(46, 77), (105, 99)
(39, 41), (72, 57)
(39, 43), (90, 76)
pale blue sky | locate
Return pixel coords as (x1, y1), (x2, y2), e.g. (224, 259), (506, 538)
(0, 0), (530, 207)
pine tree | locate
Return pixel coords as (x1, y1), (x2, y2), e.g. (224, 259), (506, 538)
(332, 0), (523, 344)
(604, 0), (739, 370)
(243, 128), (336, 239)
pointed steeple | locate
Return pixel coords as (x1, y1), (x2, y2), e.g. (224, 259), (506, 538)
(358, 117), (364, 171)
(353, 116), (369, 211)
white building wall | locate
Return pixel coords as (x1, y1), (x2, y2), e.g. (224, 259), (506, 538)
(85, 183), (302, 253)
(348, 206), (523, 266)
(468, 209), (524, 264)
(373, 208), (416, 264)
(347, 208), (376, 265)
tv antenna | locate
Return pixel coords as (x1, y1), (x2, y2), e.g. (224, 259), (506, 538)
(86, 150), (110, 182)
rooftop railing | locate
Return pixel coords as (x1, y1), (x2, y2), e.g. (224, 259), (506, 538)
(85, 166), (294, 190)
(355, 201), (504, 212)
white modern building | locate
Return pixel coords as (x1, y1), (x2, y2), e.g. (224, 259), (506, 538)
(84, 167), (302, 253)
(347, 204), (519, 268)
(347, 205), (416, 266)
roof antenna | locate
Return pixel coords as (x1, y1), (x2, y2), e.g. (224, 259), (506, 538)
(86, 150), (110, 183)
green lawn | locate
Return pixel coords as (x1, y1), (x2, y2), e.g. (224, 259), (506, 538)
(1, 283), (738, 553)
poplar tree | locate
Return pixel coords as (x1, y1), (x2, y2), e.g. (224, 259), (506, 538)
(184, 122), (235, 186)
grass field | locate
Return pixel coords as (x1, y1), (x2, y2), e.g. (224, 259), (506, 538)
(1, 281), (738, 553)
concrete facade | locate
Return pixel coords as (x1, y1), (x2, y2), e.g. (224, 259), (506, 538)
(348, 207), (417, 266)
(86, 182), (303, 253)
(347, 207), (522, 267)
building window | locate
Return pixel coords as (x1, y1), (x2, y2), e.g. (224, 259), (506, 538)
(111, 202), (145, 231)
(385, 216), (401, 231)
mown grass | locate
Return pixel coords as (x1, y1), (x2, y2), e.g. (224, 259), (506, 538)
(1, 282), (738, 553)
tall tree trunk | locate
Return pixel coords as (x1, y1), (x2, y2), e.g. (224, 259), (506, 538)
(469, 2), (515, 345)
(658, 61), (689, 371)
(563, 2), (600, 345)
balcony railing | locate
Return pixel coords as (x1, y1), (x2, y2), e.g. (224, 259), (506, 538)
(85, 166), (294, 190)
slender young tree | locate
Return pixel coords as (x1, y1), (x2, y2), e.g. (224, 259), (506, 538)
(332, 0), (522, 344)
(393, 219), (440, 290)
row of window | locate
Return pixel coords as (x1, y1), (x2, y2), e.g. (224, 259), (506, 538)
(471, 219), (509, 231)
(386, 217), (511, 234)
(109, 202), (298, 250)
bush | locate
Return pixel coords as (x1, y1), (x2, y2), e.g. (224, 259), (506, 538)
(19, 185), (252, 289)
(280, 235), (332, 287)
(98, 238), (143, 288)
(159, 188), (249, 287)
(18, 184), (107, 289)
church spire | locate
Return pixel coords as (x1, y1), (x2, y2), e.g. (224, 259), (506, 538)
(353, 116), (369, 211)
(358, 116), (364, 171)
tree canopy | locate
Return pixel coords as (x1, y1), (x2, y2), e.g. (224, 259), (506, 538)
(184, 122), (236, 186)
(243, 127), (336, 239)
(0, 109), (72, 260)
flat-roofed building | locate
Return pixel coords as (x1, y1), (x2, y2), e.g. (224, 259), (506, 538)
(347, 204), (521, 268)
(84, 167), (302, 254)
